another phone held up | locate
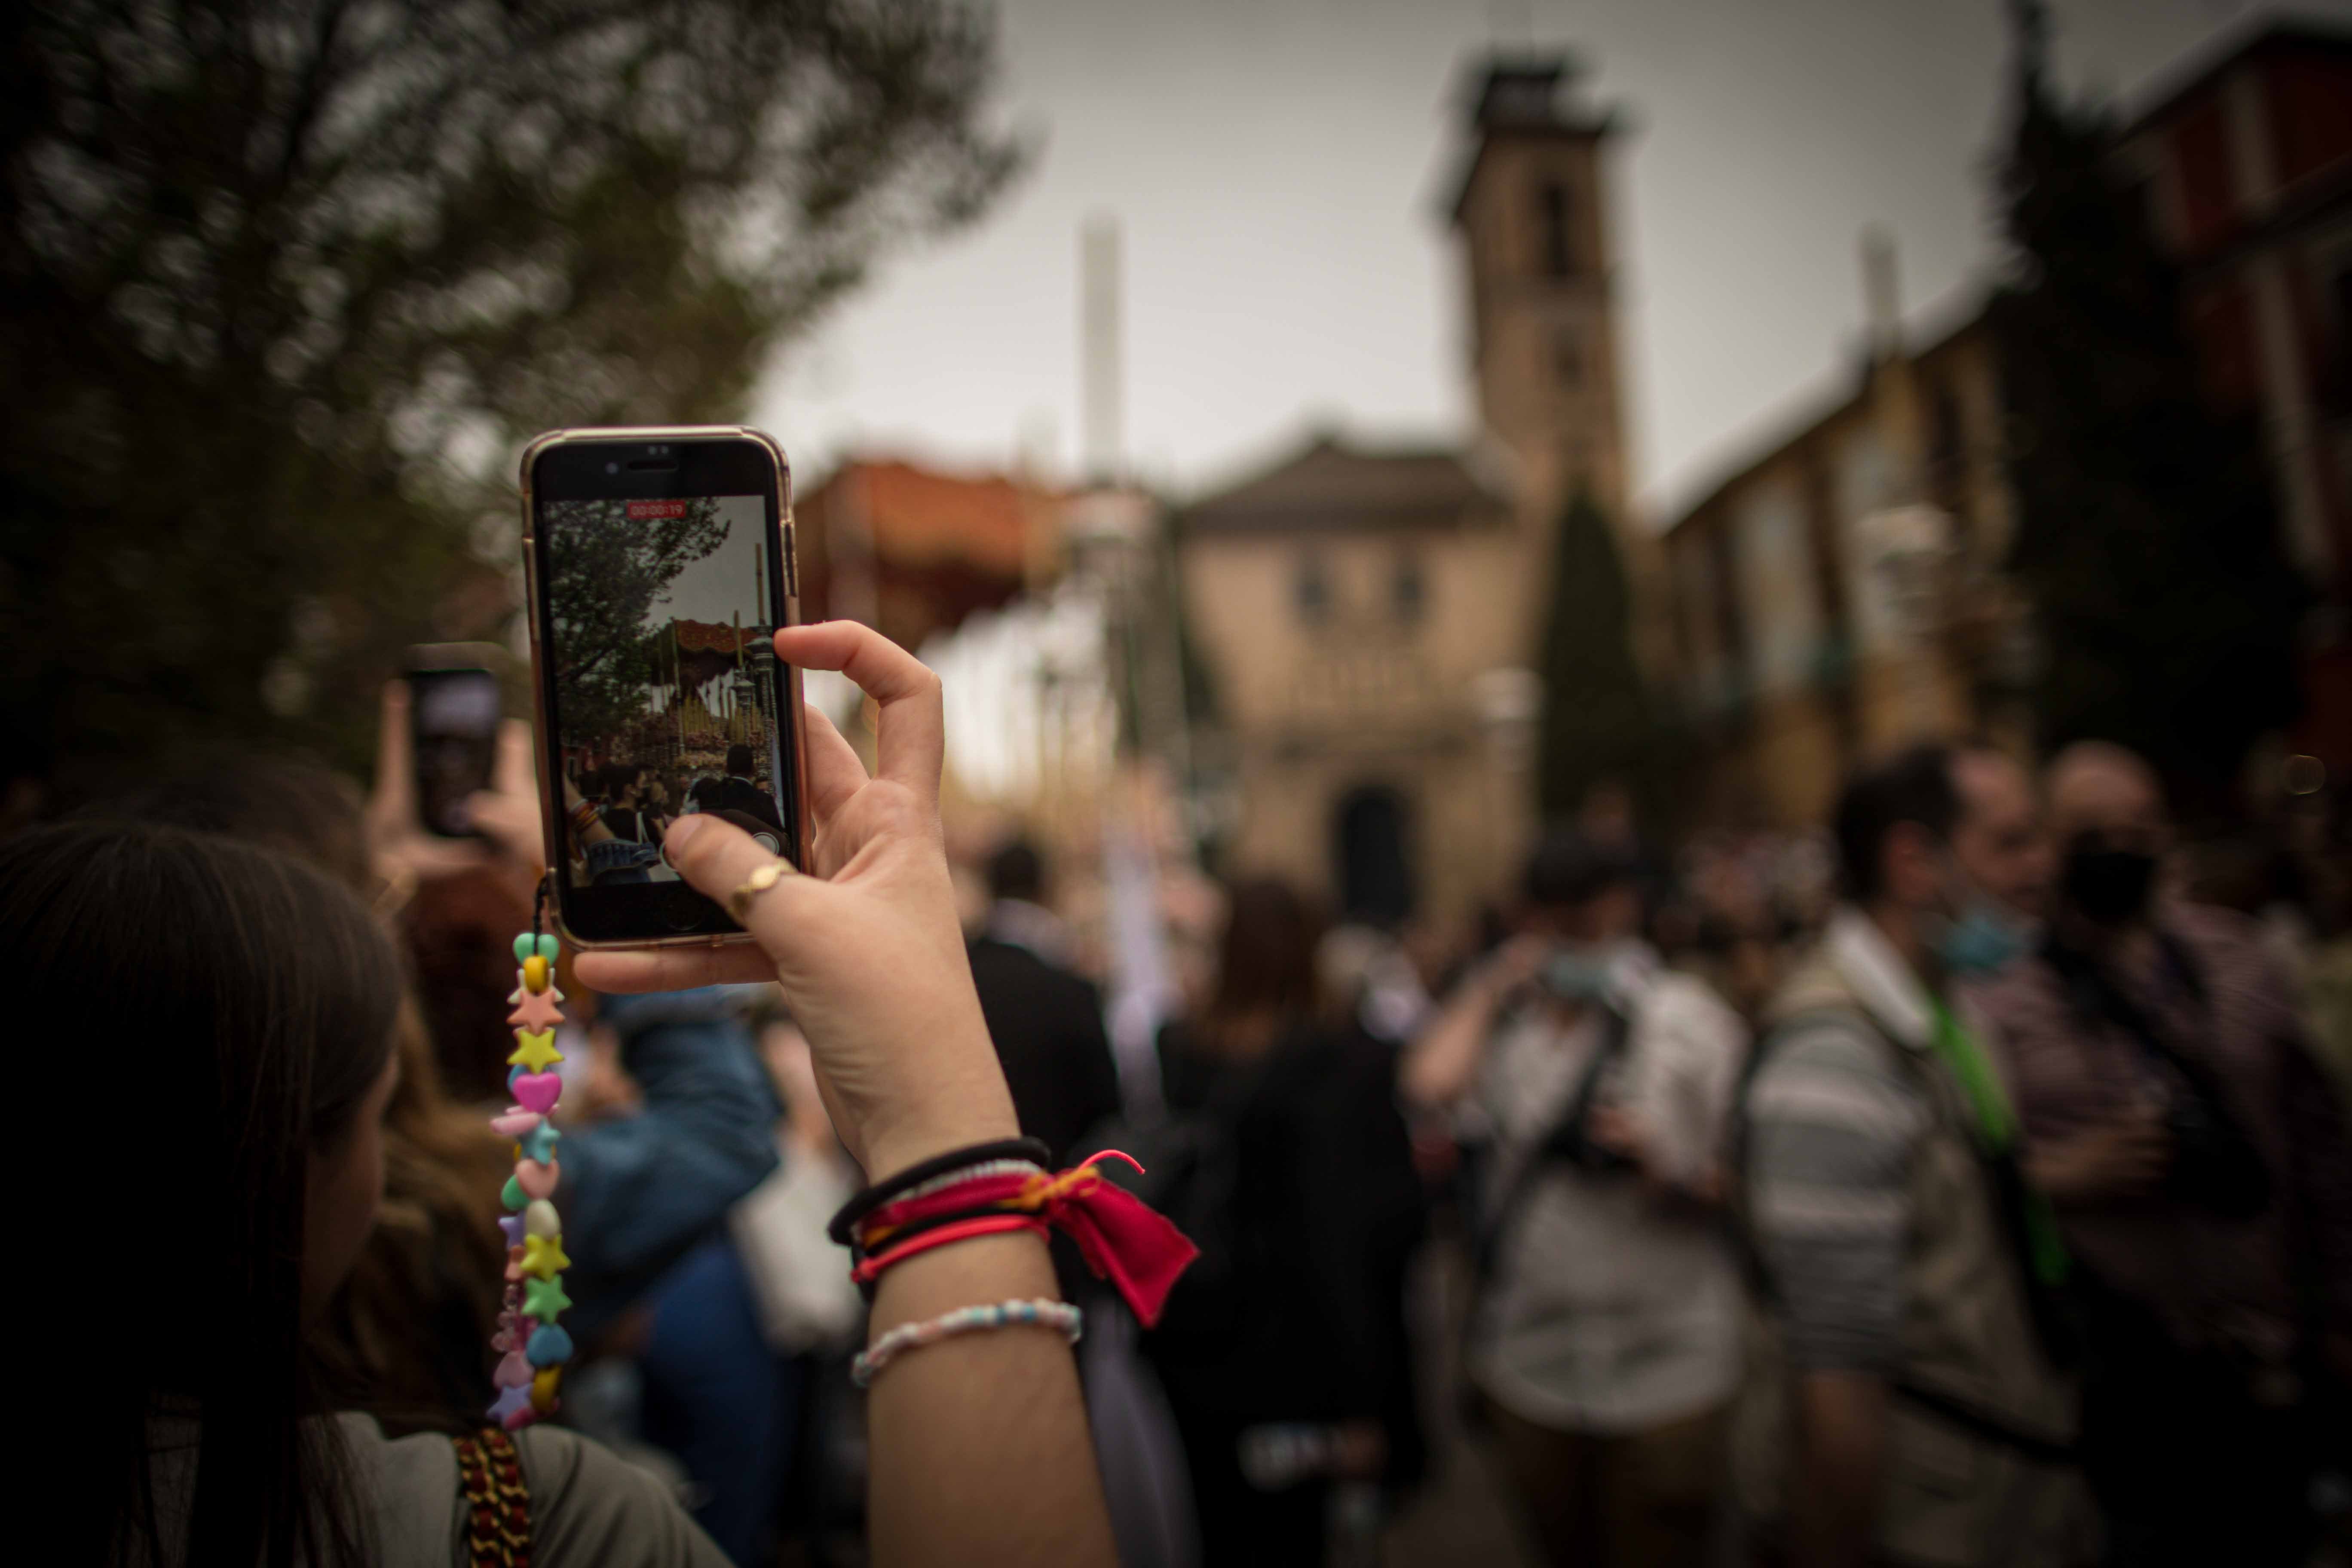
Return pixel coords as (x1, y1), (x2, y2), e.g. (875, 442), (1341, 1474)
(405, 644), (505, 839)
(518, 426), (811, 949)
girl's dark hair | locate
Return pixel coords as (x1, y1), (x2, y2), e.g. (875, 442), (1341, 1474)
(9, 821), (400, 1566)
(1209, 876), (1326, 1024)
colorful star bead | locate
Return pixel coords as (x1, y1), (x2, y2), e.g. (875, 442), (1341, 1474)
(497, 1212), (527, 1246)
(487, 1383), (533, 1426)
(507, 1029), (562, 1072)
(521, 1233), (571, 1280)
(523, 1274), (573, 1322)
(531, 1366), (563, 1415)
(507, 984), (565, 1032)
(518, 1121), (561, 1165)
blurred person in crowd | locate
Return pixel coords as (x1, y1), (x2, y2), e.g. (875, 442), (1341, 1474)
(1732, 744), (2089, 1568)
(1972, 740), (2352, 1567)
(600, 760), (652, 844)
(729, 1005), (869, 1553)
(1949, 744), (2055, 932)
(1147, 878), (1425, 1564)
(968, 835), (1123, 1164)
(691, 741), (784, 832)
(1673, 834), (1788, 1024)
(1407, 831), (1747, 1568)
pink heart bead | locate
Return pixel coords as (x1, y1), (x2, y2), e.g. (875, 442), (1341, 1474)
(494, 1351), (533, 1388)
(513, 1073), (562, 1115)
(515, 1158), (560, 1200)
(490, 1107), (540, 1139)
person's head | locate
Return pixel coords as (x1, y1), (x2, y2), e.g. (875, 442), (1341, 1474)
(1210, 876), (1325, 1024)
(1834, 743), (1963, 922)
(1950, 745), (2053, 920)
(986, 836), (1047, 905)
(1519, 829), (1640, 945)
(2046, 740), (2169, 929)
(643, 775), (670, 808)
(601, 760), (642, 804)
(726, 742), (754, 778)
(1577, 779), (1638, 850)
(90, 751), (374, 895)
(11, 821), (401, 1562)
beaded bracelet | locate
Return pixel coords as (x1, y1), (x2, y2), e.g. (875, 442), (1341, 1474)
(851, 1298), (1084, 1388)
(484, 887), (576, 1431)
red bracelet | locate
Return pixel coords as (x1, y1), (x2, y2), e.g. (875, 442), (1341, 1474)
(848, 1212), (1049, 1287)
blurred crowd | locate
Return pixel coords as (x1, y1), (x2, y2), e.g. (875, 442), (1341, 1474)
(28, 677), (2351, 1568)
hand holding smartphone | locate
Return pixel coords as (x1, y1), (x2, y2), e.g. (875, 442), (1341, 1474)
(520, 426), (810, 948)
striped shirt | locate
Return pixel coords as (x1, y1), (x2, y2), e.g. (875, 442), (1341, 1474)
(1744, 912), (1935, 1372)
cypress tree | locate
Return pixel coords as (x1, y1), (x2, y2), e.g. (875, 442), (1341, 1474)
(1988, 0), (2305, 812)
(1536, 487), (1657, 821)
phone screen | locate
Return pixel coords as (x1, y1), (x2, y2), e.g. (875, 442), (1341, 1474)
(410, 667), (501, 838)
(532, 450), (799, 942)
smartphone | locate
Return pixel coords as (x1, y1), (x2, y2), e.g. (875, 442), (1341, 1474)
(519, 426), (810, 948)
(406, 644), (506, 839)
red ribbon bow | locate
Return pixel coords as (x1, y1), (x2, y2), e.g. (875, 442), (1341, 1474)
(855, 1151), (1200, 1328)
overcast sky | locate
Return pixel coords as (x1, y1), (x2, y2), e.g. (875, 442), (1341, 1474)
(748, 0), (2348, 523)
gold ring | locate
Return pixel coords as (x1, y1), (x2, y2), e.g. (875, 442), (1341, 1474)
(727, 858), (793, 923)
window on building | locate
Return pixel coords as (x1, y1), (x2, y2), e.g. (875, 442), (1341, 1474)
(1393, 550), (1426, 624)
(1294, 551), (1330, 623)
(1537, 180), (1574, 278)
(1553, 326), (1584, 389)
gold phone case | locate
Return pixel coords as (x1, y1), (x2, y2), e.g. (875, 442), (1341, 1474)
(517, 424), (814, 952)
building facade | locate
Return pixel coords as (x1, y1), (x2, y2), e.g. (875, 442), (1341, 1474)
(1178, 58), (1639, 931)
(1661, 18), (2352, 827)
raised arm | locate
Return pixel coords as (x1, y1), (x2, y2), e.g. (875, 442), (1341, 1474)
(1401, 937), (1540, 1111)
(577, 621), (1115, 1568)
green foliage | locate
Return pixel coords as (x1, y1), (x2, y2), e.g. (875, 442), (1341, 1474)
(0, 0), (1023, 786)
(543, 496), (726, 743)
(1988, 0), (2304, 809)
(1535, 488), (1658, 821)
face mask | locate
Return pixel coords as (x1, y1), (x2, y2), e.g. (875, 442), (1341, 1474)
(1935, 897), (2031, 977)
(1539, 946), (1615, 1001)
(2063, 843), (2157, 926)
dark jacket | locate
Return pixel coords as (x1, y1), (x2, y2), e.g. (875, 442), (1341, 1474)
(966, 934), (1122, 1164)
(560, 986), (783, 1347)
(1147, 1021), (1427, 1427)
(692, 776), (782, 832)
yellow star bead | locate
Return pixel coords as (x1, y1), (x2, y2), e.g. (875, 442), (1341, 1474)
(521, 1233), (571, 1280)
(507, 1029), (563, 1072)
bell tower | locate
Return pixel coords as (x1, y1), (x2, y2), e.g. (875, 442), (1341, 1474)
(1449, 55), (1666, 677)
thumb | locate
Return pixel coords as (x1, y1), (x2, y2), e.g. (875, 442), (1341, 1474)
(662, 813), (816, 941)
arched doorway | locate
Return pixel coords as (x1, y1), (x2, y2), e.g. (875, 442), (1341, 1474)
(1334, 786), (1414, 928)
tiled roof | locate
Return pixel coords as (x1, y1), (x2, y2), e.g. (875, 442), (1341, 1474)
(1179, 435), (1509, 536)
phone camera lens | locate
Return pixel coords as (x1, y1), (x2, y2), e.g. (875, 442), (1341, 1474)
(605, 461), (619, 475)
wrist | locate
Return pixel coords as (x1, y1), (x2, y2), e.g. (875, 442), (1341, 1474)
(859, 1097), (1023, 1184)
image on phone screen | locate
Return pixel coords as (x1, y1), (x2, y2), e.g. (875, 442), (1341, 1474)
(539, 493), (790, 919)
(411, 668), (501, 838)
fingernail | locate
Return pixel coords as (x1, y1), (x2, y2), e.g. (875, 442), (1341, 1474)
(666, 815), (706, 851)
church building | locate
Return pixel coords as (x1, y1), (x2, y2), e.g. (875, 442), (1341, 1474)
(1177, 57), (1652, 933)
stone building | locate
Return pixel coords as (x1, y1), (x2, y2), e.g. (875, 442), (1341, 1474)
(1661, 16), (2352, 828)
(1177, 56), (1641, 932)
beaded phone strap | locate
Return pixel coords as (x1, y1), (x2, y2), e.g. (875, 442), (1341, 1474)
(484, 883), (575, 1433)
